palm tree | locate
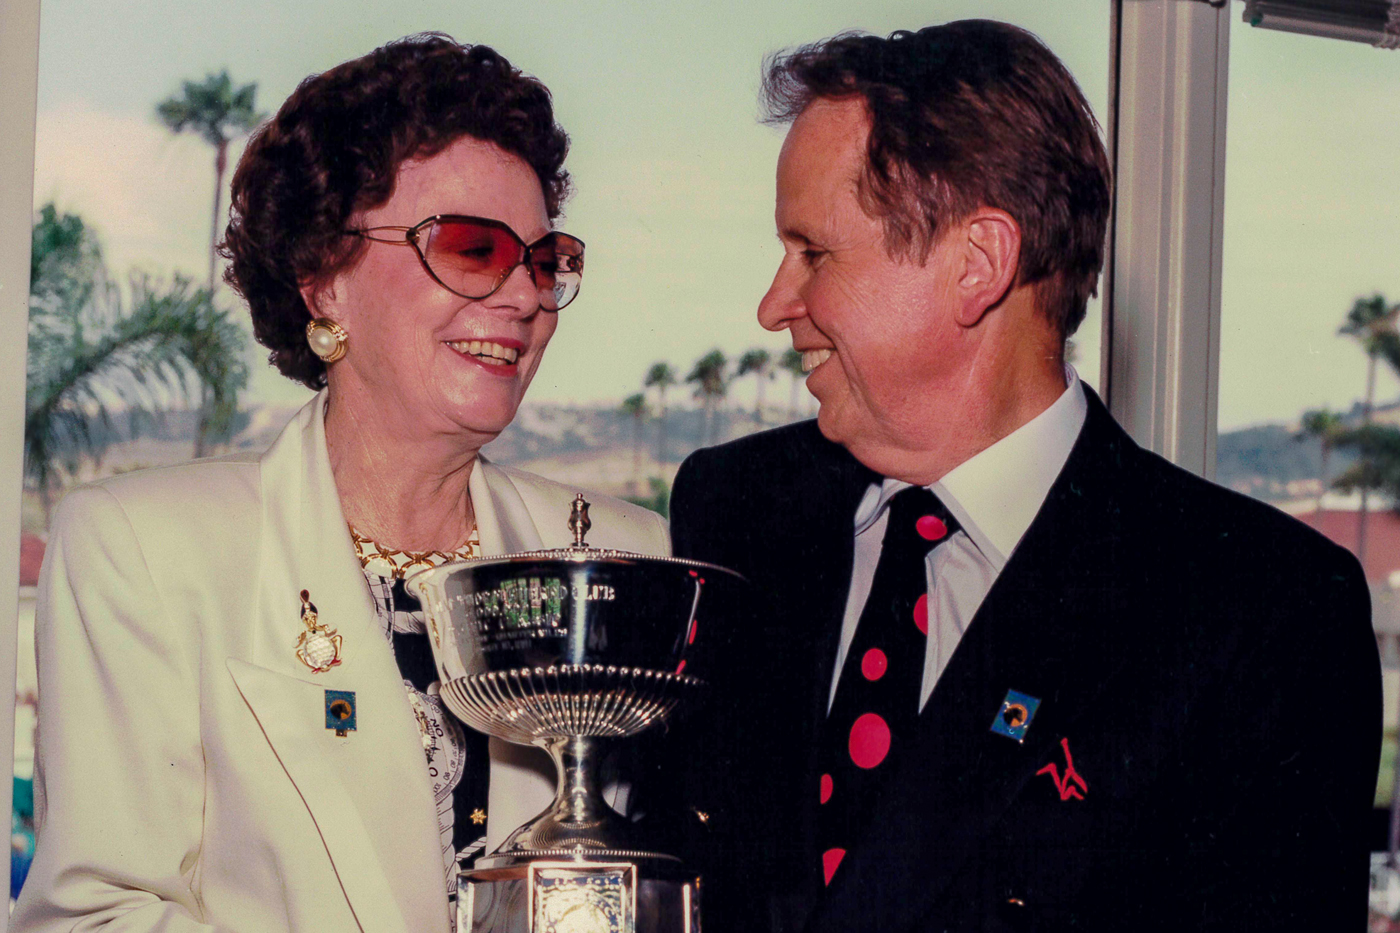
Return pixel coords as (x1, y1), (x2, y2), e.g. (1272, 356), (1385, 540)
(1338, 293), (1400, 565)
(27, 275), (220, 519)
(180, 294), (252, 455)
(26, 204), (249, 518)
(736, 349), (773, 427)
(29, 203), (101, 317)
(1295, 408), (1346, 511)
(686, 350), (728, 445)
(644, 362), (677, 466)
(157, 72), (261, 457)
(779, 347), (805, 420)
(619, 393), (649, 495)
(156, 71), (263, 296)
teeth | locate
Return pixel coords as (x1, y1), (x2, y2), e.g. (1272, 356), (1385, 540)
(802, 349), (833, 373)
(449, 340), (519, 364)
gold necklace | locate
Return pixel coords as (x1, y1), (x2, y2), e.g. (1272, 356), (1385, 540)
(349, 525), (481, 580)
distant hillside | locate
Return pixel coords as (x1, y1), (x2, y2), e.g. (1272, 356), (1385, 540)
(44, 397), (1383, 508)
(482, 403), (766, 464)
(38, 400), (793, 498)
(1215, 422), (1363, 502)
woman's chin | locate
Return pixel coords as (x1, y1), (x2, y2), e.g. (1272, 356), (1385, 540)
(433, 392), (525, 442)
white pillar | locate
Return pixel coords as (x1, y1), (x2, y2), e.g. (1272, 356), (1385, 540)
(0, 0), (42, 918)
(1104, 0), (1231, 479)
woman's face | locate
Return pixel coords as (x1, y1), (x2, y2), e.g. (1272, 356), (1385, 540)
(315, 136), (559, 446)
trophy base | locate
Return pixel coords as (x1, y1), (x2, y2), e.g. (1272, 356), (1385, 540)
(457, 862), (701, 933)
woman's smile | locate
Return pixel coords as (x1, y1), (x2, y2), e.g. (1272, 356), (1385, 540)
(444, 337), (524, 375)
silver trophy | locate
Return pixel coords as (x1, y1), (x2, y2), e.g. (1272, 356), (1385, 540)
(408, 495), (743, 933)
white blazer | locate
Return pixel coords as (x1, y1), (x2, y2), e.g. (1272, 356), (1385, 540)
(13, 393), (670, 933)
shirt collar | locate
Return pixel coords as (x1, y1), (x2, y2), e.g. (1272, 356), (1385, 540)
(852, 367), (1088, 570)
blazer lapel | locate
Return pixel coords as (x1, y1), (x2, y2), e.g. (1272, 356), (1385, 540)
(467, 457), (559, 850)
(243, 392), (447, 933)
(226, 660), (419, 933)
(471, 456), (542, 556)
(813, 395), (1144, 932)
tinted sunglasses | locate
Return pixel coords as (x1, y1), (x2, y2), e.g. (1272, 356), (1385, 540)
(346, 215), (585, 311)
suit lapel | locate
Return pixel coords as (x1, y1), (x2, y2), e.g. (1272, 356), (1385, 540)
(813, 395), (1145, 932)
(242, 392), (447, 933)
(783, 431), (878, 733)
(754, 431), (876, 922)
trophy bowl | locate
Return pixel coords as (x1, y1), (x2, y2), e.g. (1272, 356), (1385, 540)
(407, 496), (745, 933)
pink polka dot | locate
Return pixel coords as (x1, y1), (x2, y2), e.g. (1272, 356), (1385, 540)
(820, 773), (833, 804)
(913, 594), (929, 635)
(676, 659), (687, 675)
(849, 713), (891, 769)
(688, 620), (698, 645)
(822, 848), (846, 886)
(916, 515), (947, 541)
(861, 648), (888, 681)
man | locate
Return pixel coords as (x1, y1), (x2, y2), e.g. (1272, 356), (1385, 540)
(660, 20), (1381, 933)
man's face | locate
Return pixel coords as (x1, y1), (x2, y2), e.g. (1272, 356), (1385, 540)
(757, 97), (971, 463)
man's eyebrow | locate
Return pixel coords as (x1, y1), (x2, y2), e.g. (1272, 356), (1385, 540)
(777, 226), (813, 245)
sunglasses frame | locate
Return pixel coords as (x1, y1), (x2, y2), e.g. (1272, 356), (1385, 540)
(345, 214), (585, 310)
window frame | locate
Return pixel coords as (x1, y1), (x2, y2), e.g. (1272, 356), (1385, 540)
(1102, 0), (1232, 479)
(0, 0), (42, 910)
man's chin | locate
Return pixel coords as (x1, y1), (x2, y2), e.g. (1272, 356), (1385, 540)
(815, 410), (911, 483)
(815, 403), (862, 453)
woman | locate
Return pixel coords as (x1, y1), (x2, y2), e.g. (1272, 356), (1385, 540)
(14, 35), (667, 933)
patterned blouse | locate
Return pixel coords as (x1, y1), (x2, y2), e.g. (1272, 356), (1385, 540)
(352, 529), (490, 896)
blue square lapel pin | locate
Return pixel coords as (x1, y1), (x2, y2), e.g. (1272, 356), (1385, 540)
(990, 689), (1041, 743)
(326, 690), (357, 737)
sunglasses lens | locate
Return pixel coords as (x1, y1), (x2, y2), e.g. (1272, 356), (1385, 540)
(422, 220), (523, 298)
(423, 220), (585, 309)
(530, 233), (585, 311)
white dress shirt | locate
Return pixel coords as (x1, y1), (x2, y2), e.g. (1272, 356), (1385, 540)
(829, 369), (1089, 714)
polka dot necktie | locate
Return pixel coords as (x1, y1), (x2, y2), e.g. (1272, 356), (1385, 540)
(816, 486), (961, 887)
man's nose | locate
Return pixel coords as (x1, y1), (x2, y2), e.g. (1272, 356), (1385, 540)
(757, 265), (804, 332)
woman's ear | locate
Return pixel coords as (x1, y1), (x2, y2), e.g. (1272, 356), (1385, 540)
(952, 207), (1021, 328)
(299, 279), (341, 323)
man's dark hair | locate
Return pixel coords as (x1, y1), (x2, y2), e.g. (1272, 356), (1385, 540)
(762, 20), (1111, 340)
(222, 34), (571, 389)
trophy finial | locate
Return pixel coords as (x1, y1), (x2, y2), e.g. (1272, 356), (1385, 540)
(568, 493), (592, 547)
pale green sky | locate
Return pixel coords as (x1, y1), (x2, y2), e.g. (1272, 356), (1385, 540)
(29, 0), (1400, 429)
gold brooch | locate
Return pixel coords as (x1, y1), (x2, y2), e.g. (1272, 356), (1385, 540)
(295, 589), (343, 673)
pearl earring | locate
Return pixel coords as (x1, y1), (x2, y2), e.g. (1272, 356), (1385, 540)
(306, 318), (347, 363)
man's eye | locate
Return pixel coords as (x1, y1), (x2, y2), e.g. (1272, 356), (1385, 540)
(801, 249), (826, 266)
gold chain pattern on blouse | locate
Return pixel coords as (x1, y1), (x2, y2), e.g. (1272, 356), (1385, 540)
(349, 526), (481, 580)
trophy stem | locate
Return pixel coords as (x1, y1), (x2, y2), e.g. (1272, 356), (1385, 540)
(542, 734), (610, 830)
(478, 732), (679, 868)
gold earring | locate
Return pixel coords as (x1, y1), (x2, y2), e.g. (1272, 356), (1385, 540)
(306, 318), (347, 363)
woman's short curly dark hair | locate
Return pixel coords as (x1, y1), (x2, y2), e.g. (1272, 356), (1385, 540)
(222, 34), (572, 389)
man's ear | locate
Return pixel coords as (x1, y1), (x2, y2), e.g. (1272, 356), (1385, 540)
(952, 208), (1021, 328)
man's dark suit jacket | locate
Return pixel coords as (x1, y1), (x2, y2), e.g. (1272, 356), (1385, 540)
(653, 389), (1381, 933)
